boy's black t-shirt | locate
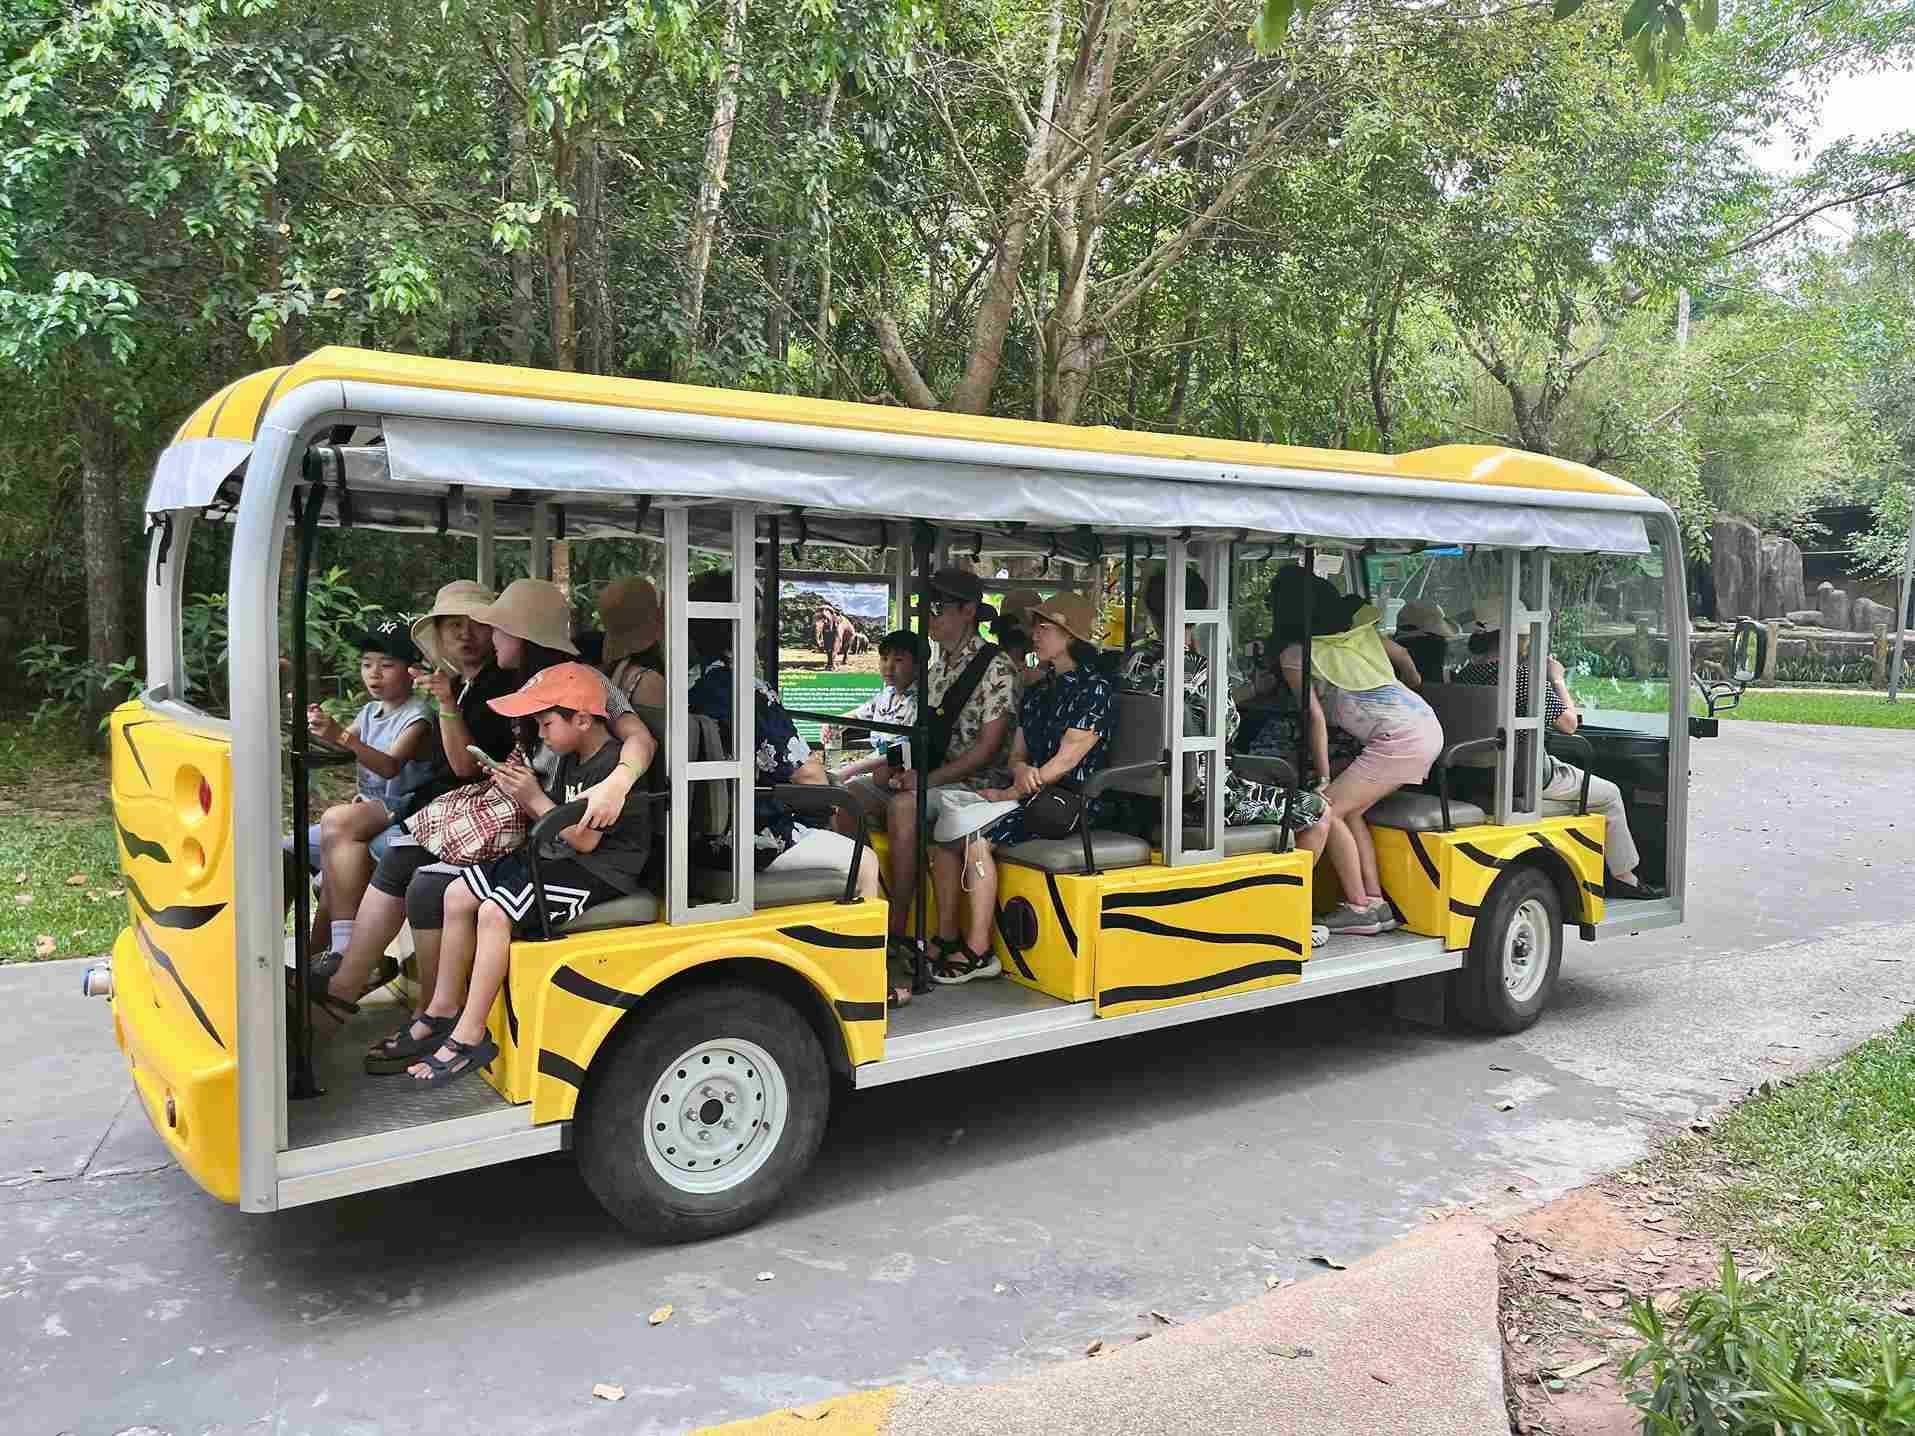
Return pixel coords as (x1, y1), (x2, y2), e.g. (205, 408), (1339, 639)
(542, 735), (652, 893)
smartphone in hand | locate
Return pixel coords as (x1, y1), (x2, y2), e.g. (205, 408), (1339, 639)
(465, 744), (501, 771)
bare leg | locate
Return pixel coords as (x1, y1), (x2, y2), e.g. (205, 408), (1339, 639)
(326, 888), (408, 1003)
(886, 794), (922, 937)
(929, 844), (963, 945)
(1323, 772), (1402, 906)
(962, 837), (996, 954)
(411, 898), (509, 1078)
(852, 847), (880, 901)
(423, 880), (481, 1021)
(316, 802), (390, 945)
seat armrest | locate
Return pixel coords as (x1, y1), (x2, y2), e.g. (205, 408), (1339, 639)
(762, 783), (868, 905)
(1080, 758), (1167, 803)
(1230, 754), (1297, 789)
(1434, 733), (1504, 832)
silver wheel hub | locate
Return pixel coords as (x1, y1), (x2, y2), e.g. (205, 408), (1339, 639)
(1501, 898), (1551, 1004)
(644, 1037), (787, 1195)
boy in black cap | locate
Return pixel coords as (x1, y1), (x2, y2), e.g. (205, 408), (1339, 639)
(286, 612), (434, 965)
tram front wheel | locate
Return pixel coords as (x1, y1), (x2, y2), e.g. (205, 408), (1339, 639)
(576, 984), (830, 1242)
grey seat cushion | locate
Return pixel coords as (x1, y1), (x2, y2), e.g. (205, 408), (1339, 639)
(997, 831), (1151, 874)
(559, 891), (661, 934)
(1152, 824), (1295, 857)
(1364, 791), (1486, 832)
(690, 867), (849, 906)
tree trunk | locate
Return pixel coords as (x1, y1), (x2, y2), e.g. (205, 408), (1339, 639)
(506, 12), (535, 368)
(812, 81), (840, 399)
(79, 426), (124, 718)
(538, 0), (577, 372)
(762, 90), (788, 362)
(678, 0), (749, 382)
(1167, 305), (1197, 431)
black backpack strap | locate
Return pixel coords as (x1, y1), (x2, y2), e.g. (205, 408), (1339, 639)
(924, 643), (1002, 774)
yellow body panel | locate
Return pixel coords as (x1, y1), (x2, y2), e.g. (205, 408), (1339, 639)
(1090, 852), (1315, 1016)
(495, 901), (891, 1124)
(105, 702), (241, 1203)
(1371, 815), (1607, 950)
(163, 346), (1644, 501)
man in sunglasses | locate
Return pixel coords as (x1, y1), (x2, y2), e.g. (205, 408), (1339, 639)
(878, 570), (1021, 980)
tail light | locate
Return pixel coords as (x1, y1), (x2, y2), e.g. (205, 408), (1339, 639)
(199, 778), (212, 816)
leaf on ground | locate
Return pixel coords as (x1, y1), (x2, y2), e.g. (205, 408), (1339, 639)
(64, 872), (86, 886)
(1690, 1118), (1712, 1133)
(648, 1305), (673, 1326)
(1888, 1292), (1915, 1315)
(1266, 1342), (1304, 1359)
(13, 871), (24, 884)
(14, 893), (30, 905)
(1553, 1356), (1608, 1380)
(1085, 1339), (1104, 1357)
(791, 1402), (834, 1421)
(591, 1383), (625, 1402)
(1496, 1100), (1518, 1112)
(1489, 1063), (1512, 1071)
(33, 935), (55, 958)
(756, 1271), (776, 1282)
(1370, 1372), (1392, 1385)
(1306, 1255), (1347, 1271)
(1148, 1309), (1178, 1325)
(1265, 1274), (1293, 1291)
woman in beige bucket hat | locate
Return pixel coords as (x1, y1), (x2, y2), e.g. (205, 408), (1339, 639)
(597, 576), (666, 707)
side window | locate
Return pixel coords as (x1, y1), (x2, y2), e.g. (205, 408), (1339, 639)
(1553, 534), (1675, 718)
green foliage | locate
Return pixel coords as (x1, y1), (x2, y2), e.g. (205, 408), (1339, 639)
(17, 640), (142, 730)
(1623, 1251), (1915, 1434)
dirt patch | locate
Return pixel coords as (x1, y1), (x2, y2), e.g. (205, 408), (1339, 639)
(0, 770), (110, 818)
(1499, 1151), (1775, 1435)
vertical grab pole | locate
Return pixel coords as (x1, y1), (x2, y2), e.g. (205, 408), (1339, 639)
(1122, 537), (1136, 649)
(665, 506), (692, 924)
(288, 481), (326, 1100)
(765, 514), (782, 691)
(1282, 547), (1315, 857)
(912, 522), (934, 989)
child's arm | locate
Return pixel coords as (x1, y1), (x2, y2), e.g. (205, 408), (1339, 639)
(832, 751), (891, 784)
(559, 820), (606, 853)
(345, 717), (431, 781)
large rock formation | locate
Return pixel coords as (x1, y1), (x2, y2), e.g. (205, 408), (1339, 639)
(1711, 517), (1762, 620)
(1817, 581), (1852, 631)
(1854, 597), (1894, 632)
(1758, 536), (1804, 617)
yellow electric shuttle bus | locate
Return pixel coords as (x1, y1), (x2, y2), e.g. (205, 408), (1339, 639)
(91, 347), (1718, 1240)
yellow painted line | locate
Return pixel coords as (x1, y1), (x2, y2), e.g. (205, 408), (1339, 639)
(688, 1386), (900, 1434)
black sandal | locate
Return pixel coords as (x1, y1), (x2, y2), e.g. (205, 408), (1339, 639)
(410, 1033), (499, 1086)
(364, 1013), (457, 1075)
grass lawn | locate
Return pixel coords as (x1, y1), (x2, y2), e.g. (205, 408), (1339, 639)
(0, 721), (118, 963)
(1568, 679), (1915, 730)
(1685, 1017), (1915, 1313)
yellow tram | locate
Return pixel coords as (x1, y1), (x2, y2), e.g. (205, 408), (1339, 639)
(93, 348), (1704, 1238)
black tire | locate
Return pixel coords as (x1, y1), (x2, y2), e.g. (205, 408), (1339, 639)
(1451, 866), (1563, 1034)
(576, 984), (830, 1242)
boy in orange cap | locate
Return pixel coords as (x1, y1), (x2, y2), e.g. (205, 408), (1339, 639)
(401, 663), (653, 1085)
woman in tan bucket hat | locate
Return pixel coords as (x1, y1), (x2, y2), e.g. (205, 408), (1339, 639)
(597, 576), (666, 707)
(311, 577), (660, 1037)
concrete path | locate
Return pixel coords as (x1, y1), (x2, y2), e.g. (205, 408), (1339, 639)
(4, 719), (1913, 1435)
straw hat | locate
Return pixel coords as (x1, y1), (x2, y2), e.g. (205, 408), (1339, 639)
(473, 578), (578, 655)
(409, 579), (497, 665)
(1396, 599), (1458, 638)
(996, 588), (1044, 632)
(598, 577), (663, 666)
(1028, 592), (1101, 645)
